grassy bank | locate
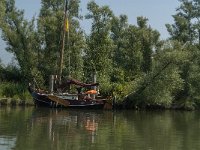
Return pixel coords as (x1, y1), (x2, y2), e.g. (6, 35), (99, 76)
(0, 98), (34, 106)
(0, 82), (34, 106)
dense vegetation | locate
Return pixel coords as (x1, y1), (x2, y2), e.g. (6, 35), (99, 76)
(0, 0), (200, 110)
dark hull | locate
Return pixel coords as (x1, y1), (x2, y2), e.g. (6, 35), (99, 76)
(31, 91), (108, 109)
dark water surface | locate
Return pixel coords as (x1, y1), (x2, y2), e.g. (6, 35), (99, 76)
(0, 107), (200, 150)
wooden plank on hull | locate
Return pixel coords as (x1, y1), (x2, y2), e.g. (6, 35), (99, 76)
(48, 95), (70, 107)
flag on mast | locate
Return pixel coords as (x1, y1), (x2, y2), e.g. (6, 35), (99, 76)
(65, 18), (69, 32)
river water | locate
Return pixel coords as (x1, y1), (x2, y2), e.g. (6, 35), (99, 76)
(0, 107), (200, 150)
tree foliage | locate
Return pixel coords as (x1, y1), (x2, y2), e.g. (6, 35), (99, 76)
(0, 0), (39, 82)
(1, 0), (200, 109)
(163, 0), (200, 109)
(38, 0), (85, 81)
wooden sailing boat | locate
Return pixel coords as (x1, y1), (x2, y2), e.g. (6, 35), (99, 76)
(28, 0), (113, 109)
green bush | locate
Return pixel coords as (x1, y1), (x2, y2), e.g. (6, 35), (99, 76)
(1, 82), (17, 98)
(0, 82), (32, 101)
(0, 98), (8, 105)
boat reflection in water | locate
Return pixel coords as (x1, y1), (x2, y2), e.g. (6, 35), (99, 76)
(29, 108), (114, 148)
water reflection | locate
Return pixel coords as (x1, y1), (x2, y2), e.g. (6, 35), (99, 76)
(0, 136), (16, 150)
(1, 107), (200, 150)
(28, 108), (114, 150)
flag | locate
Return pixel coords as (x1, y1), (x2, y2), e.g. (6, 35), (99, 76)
(65, 18), (69, 32)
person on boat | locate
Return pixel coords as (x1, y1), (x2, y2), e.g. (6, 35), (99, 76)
(77, 87), (84, 100)
(76, 87), (94, 101)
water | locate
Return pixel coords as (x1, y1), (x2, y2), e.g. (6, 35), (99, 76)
(0, 107), (200, 150)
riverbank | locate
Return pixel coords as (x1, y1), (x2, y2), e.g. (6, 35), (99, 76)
(0, 97), (197, 111)
(0, 98), (34, 106)
(114, 99), (198, 111)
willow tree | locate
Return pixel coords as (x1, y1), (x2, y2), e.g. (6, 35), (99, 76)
(165, 0), (200, 108)
(137, 17), (160, 73)
(166, 0), (196, 43)
(0, 0), (39, 81)
(84, 1), (114, 83)
(38, 0), (85, 81)
(110, 15), (129, 82)
(123, 40), (190, 109)
(111, 16), (160, 81)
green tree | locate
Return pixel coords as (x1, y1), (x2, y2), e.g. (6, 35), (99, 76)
(84, 1), (114, 83)
(165, 0), (200, 108)
(110, 15), (128, 82)
(124, 41), (188, 109)
(38, 0), (85, 81)
(111, 16), (143, 81)
(0, 0), (85, 86)
(111, 16), (160, 81)
(0, 0), (40, 82)
(137, 16), (160, 73)
(166, 0), (196, 43)
(123, 25), (143, 77)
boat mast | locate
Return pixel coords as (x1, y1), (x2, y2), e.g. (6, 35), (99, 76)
(59, 0), (70, 84)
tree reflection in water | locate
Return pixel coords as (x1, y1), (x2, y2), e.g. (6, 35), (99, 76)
(29, 108), (111, 148)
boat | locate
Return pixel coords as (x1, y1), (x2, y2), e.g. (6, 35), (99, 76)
(28, 78), (113, 109)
